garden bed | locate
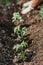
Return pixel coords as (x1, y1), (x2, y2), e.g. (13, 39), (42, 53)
(0, 0), (43, 65)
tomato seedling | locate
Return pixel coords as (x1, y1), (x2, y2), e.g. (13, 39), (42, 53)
(12, 12), (24, 22)
(14, 25), (26, 39)
(13, 41), (28, 51)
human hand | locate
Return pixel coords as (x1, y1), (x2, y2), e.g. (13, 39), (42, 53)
(21, 1), (34, 14)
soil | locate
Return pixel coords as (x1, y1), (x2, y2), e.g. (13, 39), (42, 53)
(0, 0), (43, 65)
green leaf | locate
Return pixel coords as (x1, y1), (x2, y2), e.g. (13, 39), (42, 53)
(21, 41), (28, 48)
(14, 26), (20, 33)
(16, 44), (20, 51)
(13, 44), (21, 51)
(18, 52), (25, 60)
(1, 0), (10, 7)
(14, 26), (26, 39)
(13, 41), (28, 51)
(39, 8), (43, 18)
(12, 12), (23, 22)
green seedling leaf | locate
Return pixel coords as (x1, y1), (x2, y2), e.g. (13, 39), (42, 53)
(1, 0), (10, 7)
(13, 41), (28, 51)
(21, 41), (28, 48)
(12, 12), (23, 22)
(18, 52), (25, 60)
(14, 26), (26, 39)
(13, 44), (21, 51)
(14, 25), (20, 34)
(21, 27), (26, 37)
(39, 8), (43, 18)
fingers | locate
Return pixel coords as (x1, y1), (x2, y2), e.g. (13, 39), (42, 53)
(21, 1), (34, 14)
(21, 6), (33, 14)
(23, 1), (32, 8)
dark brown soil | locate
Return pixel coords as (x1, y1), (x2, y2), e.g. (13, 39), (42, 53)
(0, 0), (43, 65)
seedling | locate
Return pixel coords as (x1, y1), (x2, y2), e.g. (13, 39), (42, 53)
(13, 41), (28, 51)
(18, 52), (25, 60)
(14, 25), (26, 39)
(13, 41), (27, 61)
(39, 8), (43, 18)
(12, 12), (24, 22)
(13, 44), (21, 51)
(1, 0), (10, 7)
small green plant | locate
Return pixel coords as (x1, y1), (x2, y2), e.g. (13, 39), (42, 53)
(12, 12), (24, 22)
(13, 41), (28, 60)
(39, 8), (43, 18)
(14, 25), (26, 39)
(13, 44), (21, 51)
(13, 41), (28, 51)
(18, 52), (25, 60)
(1, 0), (10, 7)
(20, 41), (28, 48)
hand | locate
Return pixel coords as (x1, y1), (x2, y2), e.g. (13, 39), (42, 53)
(21, 6), (33, 14)
(21, 1), (34, 14)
